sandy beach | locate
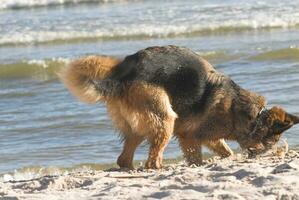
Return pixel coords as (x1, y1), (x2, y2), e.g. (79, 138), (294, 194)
(1, 149), (299, 200)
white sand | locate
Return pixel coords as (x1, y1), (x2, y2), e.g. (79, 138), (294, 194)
(1, 150), (299, 200)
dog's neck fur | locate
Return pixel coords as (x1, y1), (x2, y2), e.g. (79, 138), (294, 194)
(248, 107), (268, 136)
(229, 81), (267, 144)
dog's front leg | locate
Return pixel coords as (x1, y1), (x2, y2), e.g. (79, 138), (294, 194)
(178, 136), (202, 166)
(205, 139), (233, 158)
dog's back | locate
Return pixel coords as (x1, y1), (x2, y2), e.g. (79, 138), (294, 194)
(108, 45), (228, 116)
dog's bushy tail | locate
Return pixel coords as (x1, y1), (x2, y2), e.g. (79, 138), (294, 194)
(59, 55), (121, 103)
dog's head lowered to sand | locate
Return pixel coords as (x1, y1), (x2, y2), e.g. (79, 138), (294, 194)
(241, 106), (299, 155)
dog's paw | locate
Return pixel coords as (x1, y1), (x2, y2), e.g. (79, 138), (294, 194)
(117, 155), (134, 170)
(186, 160), (202, 167)
(219, 149), (234, 158)
(145, 158), (162, 169)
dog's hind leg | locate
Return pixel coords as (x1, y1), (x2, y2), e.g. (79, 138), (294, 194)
(205, 139), (233, 158)
(145, 124), (173, 169)
(124, 84), (177, 169)
(117, 134), (144, 169)
(107, 100), (144, 169)
(143, 103), (176, 169)
(178, 136), (202, 166)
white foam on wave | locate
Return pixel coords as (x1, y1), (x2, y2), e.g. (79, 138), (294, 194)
(26, 57), (71, 68)
(0, 17), (298, 46)
(0, 0), (126, 10)
(0, 27), (193, 45)
(1, 0), (299, 46)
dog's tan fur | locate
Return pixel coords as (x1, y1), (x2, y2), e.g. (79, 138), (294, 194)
(59, 55), (120, 103)
(106, 83), (177, 168)
(60, 46), (299, 169)
(60, 56), (178, 168)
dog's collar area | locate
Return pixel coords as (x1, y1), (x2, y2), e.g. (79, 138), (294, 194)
(258, 106), (267, 116)
(246, 107), (270, 155)
(249, 106), (269, 137)
(255, 107), (268, 124)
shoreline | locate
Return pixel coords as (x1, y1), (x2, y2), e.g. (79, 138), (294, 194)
(1, 151), (224, 180)
(3, 143), (296, 180)
(1, 149), (299, 199)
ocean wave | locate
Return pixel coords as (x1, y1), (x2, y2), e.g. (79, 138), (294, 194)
(0, 48), (297, 80)
(0, 52), (235, 79)
(1, 0), (299, 46)
(1, 23), (299, 47)
(248, 47), (299, 61)
(0, 58), (70, 80)
(0, 0), (132, 10)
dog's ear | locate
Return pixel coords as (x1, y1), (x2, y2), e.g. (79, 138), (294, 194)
(286, 113), (299, 125)
(271, 120), (293, 135)
(268, 107), (298, 135)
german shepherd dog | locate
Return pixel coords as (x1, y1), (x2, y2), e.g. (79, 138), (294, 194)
(60, 45), (299, 169)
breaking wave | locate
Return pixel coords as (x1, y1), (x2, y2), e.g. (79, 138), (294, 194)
(1, 23), (299, 46)
(1, 47), (298, 79)
(0, 0), (133, 10)
(0, 58), (70, 80)
(248, 47), (299, 61)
